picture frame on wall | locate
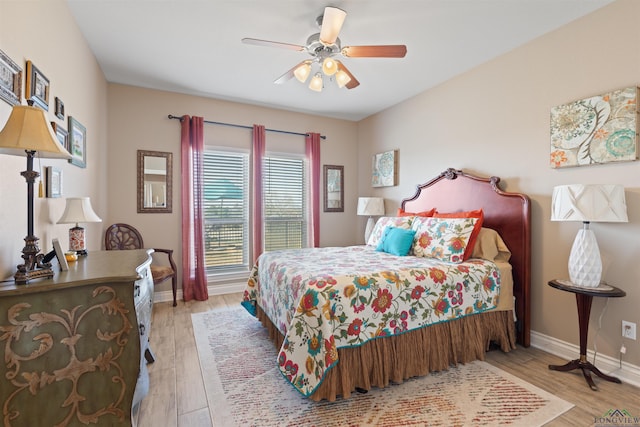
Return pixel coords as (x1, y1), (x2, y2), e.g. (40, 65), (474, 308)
(55, 97), (65, 119)
(25, 60), (50, 111)
(323, 165), (344, 212)
(68, 116), (86, 168)
(51, 122), (69, 152)
(45, 166), (62, 198)
(372, 150), (398, 187)
(0, 48), (22, 106)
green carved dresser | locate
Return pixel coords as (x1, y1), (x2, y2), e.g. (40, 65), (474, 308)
(0, 249), (154, 426)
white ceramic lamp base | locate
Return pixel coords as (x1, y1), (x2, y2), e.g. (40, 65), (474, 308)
(568, 226), (602, 287)
(364, 217), (376, 243)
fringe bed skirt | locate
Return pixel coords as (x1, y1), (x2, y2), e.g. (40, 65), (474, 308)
(255, 305), (517, 402)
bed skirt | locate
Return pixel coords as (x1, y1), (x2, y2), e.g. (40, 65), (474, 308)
(255, 305), (517, 402)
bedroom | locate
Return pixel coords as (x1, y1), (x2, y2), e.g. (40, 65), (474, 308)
(0, 0), (638, 424)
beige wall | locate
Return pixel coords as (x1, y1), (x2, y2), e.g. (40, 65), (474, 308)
(106, 84), (359, 288)
(357, 0), (640, 365)
(0, 0), (108, 278)
(1, 0), (638, 371)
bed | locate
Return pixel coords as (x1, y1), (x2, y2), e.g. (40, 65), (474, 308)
(242, 168), (531, 401)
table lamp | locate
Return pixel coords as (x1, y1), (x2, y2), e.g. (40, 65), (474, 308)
(0, 103), (72, 284)
(551, 184), (628, 287)
(357, 197), (384, 242)
(57, 197), (102, 256)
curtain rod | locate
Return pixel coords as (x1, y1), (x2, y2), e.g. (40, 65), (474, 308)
(167, 114), (326, 140)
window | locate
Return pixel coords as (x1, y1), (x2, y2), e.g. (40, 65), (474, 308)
(264, 155), (307, 251)
(202, 149), (307, 275)
(203, 150), (249, 274)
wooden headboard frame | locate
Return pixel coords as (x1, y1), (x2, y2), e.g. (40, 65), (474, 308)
(401, 168), (531, 347)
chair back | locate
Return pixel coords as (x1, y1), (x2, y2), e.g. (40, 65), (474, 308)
(105, 223), (145, 250)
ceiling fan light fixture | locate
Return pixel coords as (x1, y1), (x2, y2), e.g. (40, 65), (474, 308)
(319, 7), (347, 45)
(294, 62), (312, 82)
(335, 68), (352, 88)
(321, 57), (338, 76)
(309, 73), (323, 92)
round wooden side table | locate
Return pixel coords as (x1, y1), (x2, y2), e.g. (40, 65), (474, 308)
(547, 279), (626, 390)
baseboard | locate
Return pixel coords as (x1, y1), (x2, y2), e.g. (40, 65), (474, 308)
(153, 282), (246, 304)
(531, 330), (640, 388)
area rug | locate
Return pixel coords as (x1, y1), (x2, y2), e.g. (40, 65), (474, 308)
(192, 306), (573, 427)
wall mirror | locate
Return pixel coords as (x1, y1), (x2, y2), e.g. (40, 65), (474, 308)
(137, 150), (173, 213)
(323, 165), (344, 212)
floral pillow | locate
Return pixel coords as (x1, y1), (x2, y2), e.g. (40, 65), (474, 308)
(366, 216), (413, 247)
(412, 217), (479, 263)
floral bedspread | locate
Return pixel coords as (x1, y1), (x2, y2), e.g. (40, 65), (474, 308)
(242, 245), (501, 397)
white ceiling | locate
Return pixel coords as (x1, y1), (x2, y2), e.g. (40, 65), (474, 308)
(66, 0), (613, 121)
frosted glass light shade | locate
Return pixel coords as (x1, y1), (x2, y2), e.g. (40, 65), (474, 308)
(568, 225), (602, 287)
(335, 68), (351, 88)
(322, 57), (338, 75)
(294, 62), (311, 83)
(309, 73), (323, 92)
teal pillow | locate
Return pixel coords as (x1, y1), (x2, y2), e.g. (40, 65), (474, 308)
(376, 226), (417, 256)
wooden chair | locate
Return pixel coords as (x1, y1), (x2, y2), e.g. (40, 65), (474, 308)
(104, 223), (177, 306)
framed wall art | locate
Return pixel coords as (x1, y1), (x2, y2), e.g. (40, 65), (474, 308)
(323, 164), (344, 212)
(51, 122), (69, 152)
(0, 48), (22, 106)
(372, 149), (397, 187)
(45, 166), (62, 198)
(55, 97), (65, 119)
(25, 60), (50, 110)
(550, 86), (638, 168)
(68, 116), (86, 168)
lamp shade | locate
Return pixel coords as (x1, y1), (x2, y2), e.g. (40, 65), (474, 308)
(551, 184), (628, 223)
(57, 197), (102, 225)
(357, 197), (385, 216)
(0, 105), (71, 159)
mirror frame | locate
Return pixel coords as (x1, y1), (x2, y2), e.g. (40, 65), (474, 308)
(323, 164), (344, 212)
(137, 150), (173, 213)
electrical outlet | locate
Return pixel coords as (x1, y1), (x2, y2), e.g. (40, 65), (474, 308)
(622, 321), (636, 340)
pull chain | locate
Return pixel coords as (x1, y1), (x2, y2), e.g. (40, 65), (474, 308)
(37, 152), (44, 198)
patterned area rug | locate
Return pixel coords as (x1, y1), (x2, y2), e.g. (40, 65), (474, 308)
(192, 307), (573, 427)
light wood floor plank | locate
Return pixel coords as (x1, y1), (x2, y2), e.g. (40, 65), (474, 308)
(139, 292), (639, 427)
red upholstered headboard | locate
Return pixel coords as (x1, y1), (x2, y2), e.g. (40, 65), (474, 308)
(402, 168), (531, 347)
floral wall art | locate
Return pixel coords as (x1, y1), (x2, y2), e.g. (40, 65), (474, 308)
(550, 86), (638, 168)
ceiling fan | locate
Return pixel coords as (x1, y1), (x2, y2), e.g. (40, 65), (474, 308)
(241, 6), (407, 92)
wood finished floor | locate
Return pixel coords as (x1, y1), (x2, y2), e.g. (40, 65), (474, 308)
(137, 293), (639, 427)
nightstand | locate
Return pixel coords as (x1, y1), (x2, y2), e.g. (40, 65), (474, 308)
(547, 279), (626, 390)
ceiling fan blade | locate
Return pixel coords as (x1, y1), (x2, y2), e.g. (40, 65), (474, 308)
(335, 61), (360, 90)
(242, 38), (305, 52)
(319, 7), (347, 45)
(342, 45), (407, 58)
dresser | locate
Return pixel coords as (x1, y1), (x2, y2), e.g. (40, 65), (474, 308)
(0, 249), (154, 426)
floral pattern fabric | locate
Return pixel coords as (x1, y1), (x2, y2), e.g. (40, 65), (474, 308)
(411, 217), (478, 263)
(366, 216), (414, 247)
(242, 245), (501, 397)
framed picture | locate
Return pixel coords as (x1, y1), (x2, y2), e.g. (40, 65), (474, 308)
(55, 97), (65, 119)
(68, 116), (86, 168)
(52, 238), (69, 271)
(323, 165), (344, 212)
(45, 166), (62, 198)
(372, 150), (398, 187)
(0, 48), (22, 106)
(51, 122), (69, 151)
(25, 60), (49, 110)
(550, 86), (638, 168)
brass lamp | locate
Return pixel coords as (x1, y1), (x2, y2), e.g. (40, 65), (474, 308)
(0, 102), (72, 284)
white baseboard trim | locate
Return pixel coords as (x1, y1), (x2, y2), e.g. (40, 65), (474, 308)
(531, 330), (640, 388)
(153, 282), (246, 305)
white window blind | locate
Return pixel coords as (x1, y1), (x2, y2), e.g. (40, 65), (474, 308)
(263, 155), (307, 251)
(202, 150), (249, 273)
